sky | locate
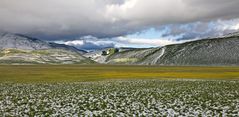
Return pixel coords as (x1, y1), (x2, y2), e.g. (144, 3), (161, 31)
(0, 0), (239, 50)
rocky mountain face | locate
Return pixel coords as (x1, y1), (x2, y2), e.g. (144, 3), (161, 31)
(0, 33), (92, 64)
(95, 32), (239, 66)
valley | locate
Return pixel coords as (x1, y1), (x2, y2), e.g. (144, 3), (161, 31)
(1, 32), (239, 66)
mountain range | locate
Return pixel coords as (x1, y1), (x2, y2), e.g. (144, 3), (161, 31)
(0, 33), (92, 64)
(0, 32), (239, 65)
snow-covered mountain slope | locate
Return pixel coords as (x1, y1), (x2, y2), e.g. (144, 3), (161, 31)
(1, 32), (239, 65)
(105, 34), (239, 66)
(0, 33), (86, 54)
(0, 33), (51, 50)
(0, 33), (92, 64)
(0, 48), (94, 64)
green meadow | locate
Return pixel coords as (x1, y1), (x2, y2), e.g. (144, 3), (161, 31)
(0, 65), (239, 82)
(1, 65), (239, 116)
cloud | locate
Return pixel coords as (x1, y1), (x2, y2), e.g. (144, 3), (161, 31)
(63, 36), (115, 50)
(65, 40), (115, 50)
(0, 0), (239, 39)
(61, 35), (189, 50)
(162, 19), (239, 40)
(114, 37), (186, 47)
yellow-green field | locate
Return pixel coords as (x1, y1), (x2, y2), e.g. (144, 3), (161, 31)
(0, 65), (239, 82)
(1, 65), (239, 116)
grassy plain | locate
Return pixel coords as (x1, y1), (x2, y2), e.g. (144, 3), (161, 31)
(1, 65), (239, 116)
(0, 65), (239, 82)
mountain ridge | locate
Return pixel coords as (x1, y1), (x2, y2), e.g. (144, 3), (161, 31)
(0, 33), (93, 64)
(104, 33), (239, 66)
(0, 32), (239, 65)
(0, 33), (87, 54)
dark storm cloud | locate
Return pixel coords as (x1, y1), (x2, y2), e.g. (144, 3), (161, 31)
(0, 0), (239, 40)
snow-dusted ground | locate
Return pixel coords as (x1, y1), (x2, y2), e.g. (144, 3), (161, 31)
(0, 80), (239, 116)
